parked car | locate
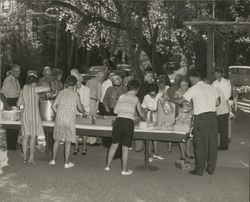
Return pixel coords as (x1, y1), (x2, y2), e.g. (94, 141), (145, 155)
(229, 66), (250, 101)
(229, 66), (250, 87)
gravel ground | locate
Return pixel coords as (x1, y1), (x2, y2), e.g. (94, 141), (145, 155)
(0, 111), (249, 202)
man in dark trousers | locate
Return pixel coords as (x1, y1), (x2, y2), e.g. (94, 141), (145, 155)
(213, 68), (231, 150)
(173, 70), (220, 176)
(1, 64), (21, 150)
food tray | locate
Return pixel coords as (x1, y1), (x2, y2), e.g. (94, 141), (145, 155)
(174, 124), (190, 133)
(95, 118), (113, 126)
(76, 117), (94, 125)
(1, 110), (21, 121)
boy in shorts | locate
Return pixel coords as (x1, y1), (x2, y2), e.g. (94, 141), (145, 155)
(105, 80), (145, 175)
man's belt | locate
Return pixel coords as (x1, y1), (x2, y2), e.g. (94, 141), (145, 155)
(196, 111), (215, 116)
(90, 97), (98, 101)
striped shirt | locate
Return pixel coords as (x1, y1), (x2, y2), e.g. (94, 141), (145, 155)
(114, 93), (139, 121)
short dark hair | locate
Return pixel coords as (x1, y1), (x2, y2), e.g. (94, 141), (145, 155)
(188, 70), (202, 79)
(178, 77), (190, 87)
(148, 83), (158, 93)
(158, 76), (166, 85)
(214, 68), (223, 74)
(127, 79), (140, 91)
(203, 77), (212, 84)
(65, 76), (77, 87)
(26, 75), (38, 85)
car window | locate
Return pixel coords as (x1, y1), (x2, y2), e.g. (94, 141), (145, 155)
(239, 69), (249, 74)
(230, 68), (239, 74)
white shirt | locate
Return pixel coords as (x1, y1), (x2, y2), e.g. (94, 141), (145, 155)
(216, 87), (230, 115)
(213, 78), (231, 100)
(101, 79), (112, 102)
(1, 74), (21, 98)
(183, 81), (218, 115)
(141, 94), (159, 111)
(157, 86), (170, 98)
(77, 84), (90, 113)
(0, 100), (3, 119)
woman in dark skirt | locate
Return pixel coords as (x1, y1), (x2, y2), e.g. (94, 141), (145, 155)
(104, 80), (145, 175)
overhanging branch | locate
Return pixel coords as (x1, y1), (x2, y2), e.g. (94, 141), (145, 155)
(47, 1), (124, 30)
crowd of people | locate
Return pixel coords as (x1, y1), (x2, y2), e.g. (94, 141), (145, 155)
(0, 63), (232, 176)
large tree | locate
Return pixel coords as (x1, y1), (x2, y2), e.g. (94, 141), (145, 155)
(45, 0), (205, 80)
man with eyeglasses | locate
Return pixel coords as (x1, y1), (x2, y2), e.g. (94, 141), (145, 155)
(1, 64), (21, 150)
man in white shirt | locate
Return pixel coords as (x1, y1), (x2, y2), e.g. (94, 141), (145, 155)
(213, 68), (231, 100)
(99, 72), (115, 115)
(213, 68), (231, 150)
(2, 64), (21, 150)
(173, 71), (220, 176)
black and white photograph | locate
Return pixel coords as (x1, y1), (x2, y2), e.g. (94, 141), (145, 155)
(0, 0), (249, 201)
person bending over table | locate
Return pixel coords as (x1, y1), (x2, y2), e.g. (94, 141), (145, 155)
(17, 70), (50, 165)
(49, 76), (87, 169)
(105, 79), (145, 175)
(85, 72), (105, 146)
(72, 73), (90, 156)
(173, 71), (220, 176)
(141, 84), (164, 162)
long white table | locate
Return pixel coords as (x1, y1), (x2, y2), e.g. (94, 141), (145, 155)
(1, 120), (187, 171)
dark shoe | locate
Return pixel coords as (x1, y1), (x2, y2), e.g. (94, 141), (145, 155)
(217, 146), (228, 150)
(81, 150), (87, 155)
(185, 154), (194, 159)
(189, 170), (203, 176)
(89, 143), (101, 146)
(205, 168), (214, 175)
(73, 148), (79, 155)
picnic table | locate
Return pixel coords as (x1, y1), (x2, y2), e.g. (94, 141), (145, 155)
(1, 120), (187, 171)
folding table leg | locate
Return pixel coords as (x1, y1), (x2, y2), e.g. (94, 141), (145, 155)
(135, 140), (159, 171)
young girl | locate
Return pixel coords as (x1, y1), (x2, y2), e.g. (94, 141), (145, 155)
(105, 80), (145, 175)
(17, 70), (50, 164)
(141, 84), (164, 162)
(49, 76), (87, 168)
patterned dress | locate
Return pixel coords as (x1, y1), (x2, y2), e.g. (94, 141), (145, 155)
(19, 85), (44, 137)
(174, 89), (193, 125)
(53, 89), (78, 142)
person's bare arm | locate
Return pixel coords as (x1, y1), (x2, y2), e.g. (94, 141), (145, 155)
(171, 96), (187, 105)
(52, 96), (59, 113)
(216, 96), (221, 107)
(35, 86), (50, 94)
(16, 91), (23, 108)
(136, 100), (146, 121)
